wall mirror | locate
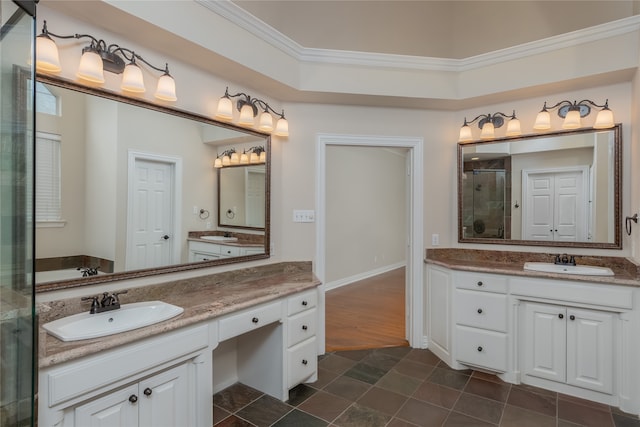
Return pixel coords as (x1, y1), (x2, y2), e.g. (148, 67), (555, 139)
(34, 75), (270, 290)
(458, 125), (621, 249)
(218, 165), (266, 229)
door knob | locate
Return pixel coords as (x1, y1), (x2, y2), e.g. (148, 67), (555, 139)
(162, 235), (170, 240)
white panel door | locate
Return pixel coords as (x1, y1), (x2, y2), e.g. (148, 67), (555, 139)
(566, 308), (614, 394)
(130, 159), (174, 270)
(75, 384), (138, 427)
(523, 302), (566, 383)
(245, 168), (265, 227)
(554, 172), (584, 242)
(139, 364), (190, 427)
(526, 173), (554, 240)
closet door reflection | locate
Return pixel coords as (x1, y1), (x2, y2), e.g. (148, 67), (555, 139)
(463, 170), (508, 239)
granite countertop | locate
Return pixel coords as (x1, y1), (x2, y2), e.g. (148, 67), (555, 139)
(186, 236), (263, 248)
(38, 262), (320, 368)
(425, 248), (640, 287)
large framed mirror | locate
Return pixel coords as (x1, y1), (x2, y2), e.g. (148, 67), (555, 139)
(458, 125), (621, 249)
(34, 75), (270, 290)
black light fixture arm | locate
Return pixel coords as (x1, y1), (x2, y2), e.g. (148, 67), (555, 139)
(222, 87), (286, 120)
(540, 99), (609, 118)
(462, 110), (516, 129)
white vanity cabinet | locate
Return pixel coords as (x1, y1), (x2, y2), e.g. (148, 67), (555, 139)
(38, 324), (212, 427)
(188, 240), (240, 261)
(286, 289), (318, 388)
(425, 265), (453, 364)
(522, 301), (614, 394)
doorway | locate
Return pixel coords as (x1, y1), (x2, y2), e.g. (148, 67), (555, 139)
(316, 134), (424, 354)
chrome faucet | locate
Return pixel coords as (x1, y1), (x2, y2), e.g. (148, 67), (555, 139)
(81, 290), (128, 314)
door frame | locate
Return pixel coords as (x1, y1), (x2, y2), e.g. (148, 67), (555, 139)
(126, 150), (183, 270)
(316, 134), (424, 353)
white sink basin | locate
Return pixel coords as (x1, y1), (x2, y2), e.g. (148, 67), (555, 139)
(524, 262), (614, 276)
(200, 236), (238, 242)
(43, 301), (184, 342)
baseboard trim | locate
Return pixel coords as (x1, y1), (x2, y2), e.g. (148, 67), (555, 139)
(325, 262), (406, 292)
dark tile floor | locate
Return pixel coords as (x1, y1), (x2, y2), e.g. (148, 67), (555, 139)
(212, 347), (640, 427)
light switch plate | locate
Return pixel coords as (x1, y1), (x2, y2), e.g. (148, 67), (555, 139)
(293, 210), (315, 223)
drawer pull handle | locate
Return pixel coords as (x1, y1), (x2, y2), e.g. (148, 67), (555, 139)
(302, 359), (308, 365)
(302, 325), (308, 331)
(143, 388), (152, 397)
(477, 281), (483, 287)
(302, 300), (308, 306)
(252, 317), (259, 324)
(558, 313), (564, 319)
(477, 308), (483, 314)
(477, 346), (483, 352)
(570, 315), (575, 321)
(129, 394), (138, 404)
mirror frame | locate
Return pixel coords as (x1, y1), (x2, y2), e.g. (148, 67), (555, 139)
(457, 125), (622, 249)
(35, 74), (271, 291)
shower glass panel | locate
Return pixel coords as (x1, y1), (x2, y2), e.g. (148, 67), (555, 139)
(1, 1), (36, 426)
(462, 169), (506, 239)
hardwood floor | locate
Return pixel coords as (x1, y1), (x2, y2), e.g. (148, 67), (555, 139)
(325, 267), (409, 352)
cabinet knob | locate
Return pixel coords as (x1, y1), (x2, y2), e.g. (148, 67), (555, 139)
(143, 387), (152, 396)
(477, 346), (483, 352)
(558, 313), (564, 319)
(569, 315), (575, 321)
(302, 325), (308, 330)
(252, 317), (259, 324)
(162, 235), (170, 240)
(477, 281), (483, 287)
(129, 394), (138, 404)
(302, 300), (308, 306)
(477, 308), (483, 314)
(302, 359), (308, 365)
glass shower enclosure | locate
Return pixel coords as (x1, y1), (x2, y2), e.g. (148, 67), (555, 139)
(1, 1), (36, 425)
(462, 169), (507, 239)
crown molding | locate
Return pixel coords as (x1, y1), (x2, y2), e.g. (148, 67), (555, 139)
(198, 0), (640, 73)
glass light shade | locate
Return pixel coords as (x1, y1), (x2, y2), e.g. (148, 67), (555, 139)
(222, 155), (231, 167)
(77, 51), (105, 84)
(240, 152), (249, 164)
(533, 110), (551, 130)
(216, 97), (233, 120)
(259, 111), (274, 132)
(562, 109), (581, 129)
(238, 104), (255, 126)
(250, 152), (259, 163)
(458, 125), (473, 142)
(214, 158), (223, 168)
(593, 108), (614, 129)
(259, 151), (266, 163)
(121, 63), (145, 93)
(36, 35), (61, 72)
(506, 118), (521, 136)
(275, 117), (289, 137)
(155, 73), (177, 101)
(480, 122), (495, 139)
(230, 152), (240, 165)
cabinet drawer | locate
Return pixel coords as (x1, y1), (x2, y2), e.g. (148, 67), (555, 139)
(455, 272), (508, 294)
(287, 290), (317, 316)
(288, 308), (317, 347)
(219, 301), (282, 341)
(455, 289), (507, 332)
(455, 325), (507, 372)
(219, 245), (241, 257)
(192, 252), (221, 262)
(287, 337), (317, 388)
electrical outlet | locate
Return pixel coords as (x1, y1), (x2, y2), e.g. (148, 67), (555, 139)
(432, 233), (440, 246)
(293, 210), (315, 223)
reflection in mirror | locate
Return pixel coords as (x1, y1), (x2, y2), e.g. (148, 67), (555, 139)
(34, 76), (270, 288)
(218, 166), (266, 229)
(458, 125), (621, 249)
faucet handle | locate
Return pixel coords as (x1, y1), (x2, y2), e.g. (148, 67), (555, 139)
(112, 290), (128, 303)
(81, 295), (100, 313)
(554, 254), (561, 264)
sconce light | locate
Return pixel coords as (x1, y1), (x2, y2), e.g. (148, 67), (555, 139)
(214, 146), (266, 168)
(35, 21), (177, 101)
(533, 99), (614, 130)
(458, 111), (521, 142)
(216, 87), (289, 137)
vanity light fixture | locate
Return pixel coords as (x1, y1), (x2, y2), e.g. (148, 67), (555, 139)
(215, 87), (289, 137)
(458, 111), (521, 142)
(35, 21), (177, 101)
(214, 146), (265, 168)
(533, 99), (614, 130)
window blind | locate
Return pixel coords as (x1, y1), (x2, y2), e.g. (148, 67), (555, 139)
(36, 132), (62, 222)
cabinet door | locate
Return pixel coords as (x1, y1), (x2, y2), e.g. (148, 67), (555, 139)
(523, 302), (566, 383)
(75, 384), (139, 427)
(427, 266), (451, 360)
(139, 364), (190, 427)
(566, 308), (614, 394)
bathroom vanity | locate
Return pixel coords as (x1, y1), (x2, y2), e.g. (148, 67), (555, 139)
(425, 249), (640, 417)
(37, 262), (320, 427)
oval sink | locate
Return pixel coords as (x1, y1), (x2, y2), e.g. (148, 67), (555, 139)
(523, 262), (614, 276)
(43, 301), (184, 342)
(200, 236), (238, 242)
